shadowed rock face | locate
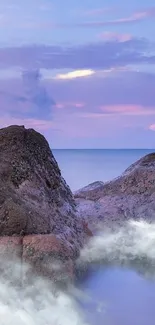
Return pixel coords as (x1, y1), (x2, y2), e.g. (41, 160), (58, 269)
(0, 125), (84, 257)
(75, 153), (155, 226)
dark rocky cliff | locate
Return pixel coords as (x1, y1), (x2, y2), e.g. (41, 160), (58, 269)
(0, 125), (86, 282)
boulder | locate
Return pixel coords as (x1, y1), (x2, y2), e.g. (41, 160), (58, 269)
(0, 125), (85, 258)
(0, 125), (88, 283)
(75, 153), (155, 227)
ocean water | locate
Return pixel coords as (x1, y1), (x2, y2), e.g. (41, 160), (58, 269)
(53, 149), (154, 191)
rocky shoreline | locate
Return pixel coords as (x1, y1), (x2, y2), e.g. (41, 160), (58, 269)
(0, 124), (155, 284)
(75, 152), (155, 228)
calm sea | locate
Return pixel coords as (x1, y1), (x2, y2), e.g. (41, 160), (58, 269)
(53, 149), (154, 191)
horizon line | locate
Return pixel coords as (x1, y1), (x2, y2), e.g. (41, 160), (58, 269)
(52, 148), (155, 150)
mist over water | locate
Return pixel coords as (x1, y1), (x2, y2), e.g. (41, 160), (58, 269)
(76, 219), (155, 325)
(0, 260), (88, 325)
(79, 219), (155, 270)
(0, 219), (155, 324)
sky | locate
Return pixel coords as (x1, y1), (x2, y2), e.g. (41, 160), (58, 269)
(0, 0), (155, 148)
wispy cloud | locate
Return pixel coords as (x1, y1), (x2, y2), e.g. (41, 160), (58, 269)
(72, 8), (155, 28)
(98, 32), (132, 43)
(49, 70), (155, 110)
(2, 6), (155, 30)
(80, 106), (155, 119)
(99, 105), (155, 116)
(1, 69), (155, 114)
(149, 124), (155, 131)
(56, 102), (85, 109)
(0, 37), (153, 71)
(0, 69), (155, 148)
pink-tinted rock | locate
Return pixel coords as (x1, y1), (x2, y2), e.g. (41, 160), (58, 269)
(22, 234), (74, 282)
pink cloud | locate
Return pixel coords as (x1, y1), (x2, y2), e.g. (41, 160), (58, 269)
(55, 103), (66, 109)
(74, 103), (85, 108)
(8, 7), (155, 30)
(98, 32), (132, 43)
(149, 124), (155, 131)
(99, 105), (155, 116)
(74, 7), (155, 28)
(55, 102), (85, 109)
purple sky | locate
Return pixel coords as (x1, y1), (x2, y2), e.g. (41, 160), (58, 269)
(0, 0), (155, 148)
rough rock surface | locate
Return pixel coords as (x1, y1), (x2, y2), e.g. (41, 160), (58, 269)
(75, 153), (155, 227)
(74, 181), (104, 199)
(0, 125), (85, 259)
(22, 234), (74, 282)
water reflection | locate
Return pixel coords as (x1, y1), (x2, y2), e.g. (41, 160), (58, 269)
(77, 264), (155, 325)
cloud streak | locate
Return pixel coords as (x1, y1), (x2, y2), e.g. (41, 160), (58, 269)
(1, 69), (155, 116)
(0, 69), (155, 148)
(55, 69), (95, 80)
(0, 37), (153, 71)
(98, 32), (133, 43)
(73, 8), (155, 28)
(2, 6), (155, 30)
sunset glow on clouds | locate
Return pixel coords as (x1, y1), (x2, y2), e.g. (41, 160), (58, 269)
(98, 32), (132, 42)
(55, 70), (95, 80)
(0, 0), (155, 148)
(99, 105), (155, 116)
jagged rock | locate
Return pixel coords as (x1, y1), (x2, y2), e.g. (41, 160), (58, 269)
(0, 125), (85, 260)
(75, 153), (155, 227)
